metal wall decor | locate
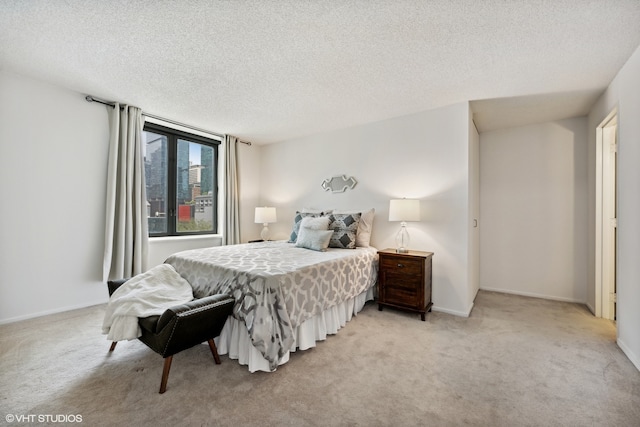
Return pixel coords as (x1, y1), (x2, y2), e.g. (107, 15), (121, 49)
(321, 175), (358, 193)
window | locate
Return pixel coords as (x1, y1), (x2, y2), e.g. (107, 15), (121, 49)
(142, 122), (220, 236)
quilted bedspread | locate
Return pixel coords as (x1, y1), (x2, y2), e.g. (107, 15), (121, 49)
(165, 241), (378, 371)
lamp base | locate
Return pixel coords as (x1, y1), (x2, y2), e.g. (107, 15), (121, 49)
(260, 224), (270, 241)
(395, 222), (410, 254)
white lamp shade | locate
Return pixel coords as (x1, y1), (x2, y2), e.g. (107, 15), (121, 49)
(255, 207), (277, 224)
(389, 199), (420, 222)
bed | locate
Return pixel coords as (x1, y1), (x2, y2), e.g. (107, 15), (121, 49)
(164, 240), (378, 372)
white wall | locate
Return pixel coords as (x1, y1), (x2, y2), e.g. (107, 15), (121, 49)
(479, 117), (589, 302)
(0, 71), (109, 323)
(148, 235), (222, 268)
(0, 75), (475, 320)
(0, 70), (263, 323)
(588, 43), (640, 370)
(257, 102), (476, 316)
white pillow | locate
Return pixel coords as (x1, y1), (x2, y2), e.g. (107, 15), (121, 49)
(333, 208), (375, 247)
(300, 215), (330, 230)
(295, 228), (333, 251)
(301, 207), (333, 214)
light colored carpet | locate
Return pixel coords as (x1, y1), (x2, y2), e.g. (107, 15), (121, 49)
(1, 290), (638, 426)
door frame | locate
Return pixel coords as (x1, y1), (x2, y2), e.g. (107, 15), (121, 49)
(595, 108), (617, 320)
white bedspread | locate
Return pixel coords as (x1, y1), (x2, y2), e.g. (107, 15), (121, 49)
(165, 241), (378, 371)
(101, 264), (194, 341)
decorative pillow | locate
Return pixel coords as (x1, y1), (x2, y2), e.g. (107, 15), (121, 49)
(333, 208), (375, 247)
(299, 215), (330, 231)
(327, 213), (361, 249)
(295, 228), (333, 251)
(289, 211), (322, 243)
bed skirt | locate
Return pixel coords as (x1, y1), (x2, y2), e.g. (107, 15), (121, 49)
(215, 286), (374, 373)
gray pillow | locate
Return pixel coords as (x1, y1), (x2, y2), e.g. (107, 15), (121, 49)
(333, 208), (375, 247)
(328, 213), (361, 249)
(295, 227), (333, 251)
(288, 211), (323, 242)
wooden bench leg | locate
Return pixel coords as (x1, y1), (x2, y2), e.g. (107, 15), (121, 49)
(159, 356), (173, 394)
(207, 339), (221, 364)
(109, 342), (118, 352)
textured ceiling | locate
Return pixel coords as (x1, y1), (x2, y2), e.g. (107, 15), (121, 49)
(1, 1), (639, 144)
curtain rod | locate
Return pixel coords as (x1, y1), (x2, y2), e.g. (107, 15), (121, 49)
(85, 95), (252, 146)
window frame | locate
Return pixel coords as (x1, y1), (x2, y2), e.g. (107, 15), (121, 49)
(143, 122), (220, 237)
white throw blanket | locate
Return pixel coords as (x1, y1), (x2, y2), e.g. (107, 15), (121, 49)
(102, 264), (194, 341)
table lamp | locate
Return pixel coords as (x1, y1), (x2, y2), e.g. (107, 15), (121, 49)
(255, 207), (277, 241)
(389, 199), (420, 253)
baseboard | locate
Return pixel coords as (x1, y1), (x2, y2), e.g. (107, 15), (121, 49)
(617, 338), (640, 372)
(585, 302), (596, 315)
(432, 301), (474, 318)
(0, 298), (107, 325)
(479, 286), (585, 304)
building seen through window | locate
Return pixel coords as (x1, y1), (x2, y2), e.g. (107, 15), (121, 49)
(142, 123), (219, 236)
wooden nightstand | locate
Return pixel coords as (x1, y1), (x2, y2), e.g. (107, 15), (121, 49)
(377, 248), (433, 321)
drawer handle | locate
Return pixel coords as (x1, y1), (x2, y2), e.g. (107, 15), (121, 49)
(397, 263), (404, 268)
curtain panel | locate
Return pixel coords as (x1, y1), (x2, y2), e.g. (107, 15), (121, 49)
(223, 135), (240, 245)
(103, 104), (149, 281)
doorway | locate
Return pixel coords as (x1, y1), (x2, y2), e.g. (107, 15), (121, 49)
(595, 109), (617, 321)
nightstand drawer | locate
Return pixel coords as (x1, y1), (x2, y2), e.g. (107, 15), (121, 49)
(383, 272), (422, 292)
(379, 257), (423, 277)
(384, 282), (419, 308)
